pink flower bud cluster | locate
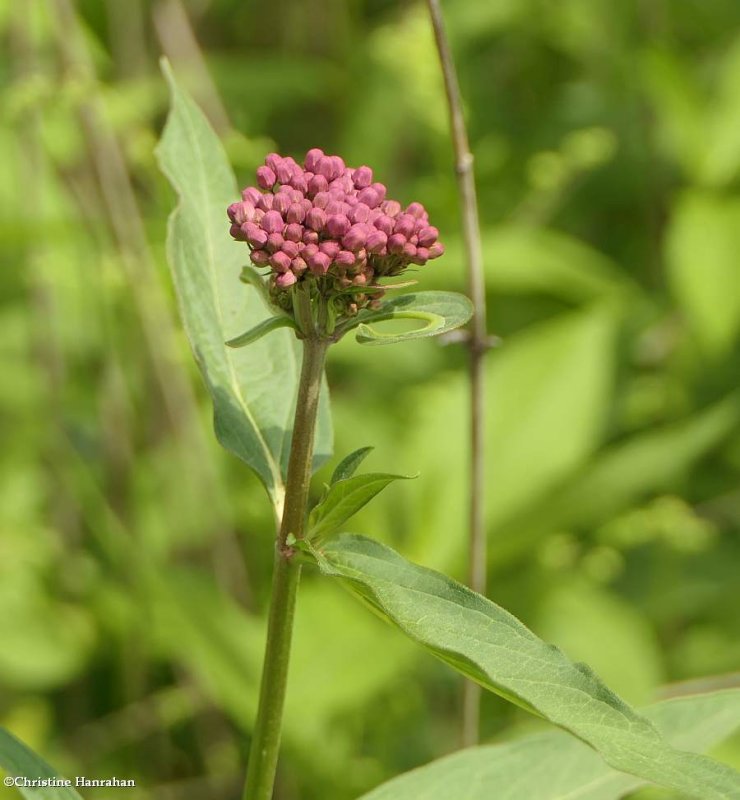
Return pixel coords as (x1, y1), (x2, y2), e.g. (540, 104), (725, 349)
(227, 149), (444, 311)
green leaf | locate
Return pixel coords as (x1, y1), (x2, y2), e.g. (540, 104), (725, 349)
(666, 191), (740, 355)
(330, 447), (374, 485)
(225, 315), (298, 348)
(308, 474), (411, 542)
(315, 535), (740, 799)
(155, 60), (332, 508)
(339, 291), (472, 345)
(359, 689), (740, 800)
(0, 728), (82, 799)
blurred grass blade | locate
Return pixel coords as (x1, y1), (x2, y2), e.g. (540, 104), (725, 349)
(359, 689), (740, 800)
(0, 728), (82, 799)
(338, 291), (472, 345)
(315, 535), (740, 799)
(330, 447), (374, 485)
(155, 60), (332, 508)
(308, 474), (411, 542)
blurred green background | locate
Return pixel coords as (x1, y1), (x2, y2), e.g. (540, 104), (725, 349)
(1, 0), (740, 798)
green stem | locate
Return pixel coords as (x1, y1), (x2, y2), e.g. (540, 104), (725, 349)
(242, 331), (328, 800)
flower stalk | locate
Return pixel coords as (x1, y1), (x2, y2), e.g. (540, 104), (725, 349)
(242, 330), (328, 800)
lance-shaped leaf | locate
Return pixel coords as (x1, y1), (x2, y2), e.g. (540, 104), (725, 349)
(225, 316), (298, 349)
(308, 475), (411, 542)
(155, 61), (332, 508)
(0, 727), (82, 799)
(330, 446), (374, 485)
(360, 689), (740, 800)
(338, 291), (473, 345)
(314, 535), (740, 799)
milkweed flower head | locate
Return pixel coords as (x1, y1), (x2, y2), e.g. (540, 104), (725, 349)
(227, 149), (444, 323)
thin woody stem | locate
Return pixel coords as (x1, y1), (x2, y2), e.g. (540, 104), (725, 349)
(243, 320), (328, 800)
(425, 0), (489, 748)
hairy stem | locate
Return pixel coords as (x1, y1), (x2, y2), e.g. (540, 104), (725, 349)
(425, 0), (489, 747)
(243, 332), (328, 800)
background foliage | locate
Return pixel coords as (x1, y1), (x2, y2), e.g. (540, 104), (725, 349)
(1, 1), (739, 798)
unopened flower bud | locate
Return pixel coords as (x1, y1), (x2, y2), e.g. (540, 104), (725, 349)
(266, 233), (284, 252)
(302, 243), (319, 259)
(382, 200), (402, 217)
(302, 229), (319, 244)
(306, 207), (327, 232)
(290, 173), (308, 194)
(256, 166), (276, 189)
(402, 242), (417, 260)
(285, 222), (303, 242)
(428, 242), (445, 259)
(316, 156), (335, 180)
(366, 230), (388, 254)
(230, 223), (245, 240)
(387, 233), (406, 254)
(343, 224), (368, 251)
(242, 187), (261, 204)
(394, 214), (416, 238)
(319, 241), (341, 260)
(286, 203), (306, 224)
(352, 166), (373, 188)
(414, 247), (430, 264)
(374, 215), (394, 236)
(250, 249), (269, 266)
(228, 201), (252, 224)
(265, 153), (282, 173)
(330, 155), (346, 179)
(304, 148), (324, 172)
(275, 162), (294, 184)
(281, 240), (300, 258)
(291, 256), (307, 274)
(357, 187), (380, 209)
(272, 192), (291, 215)
(352, 273), (367, 286)
(313, 191), (330, 210)
(326, 214), (351, 238)
(244, 222), (268, 248)
(349, 203), (370, 224)
(308, 174), (329, 196)
(261, 210), (284, 234)
(257, 194), (273, 212)
(271, 251), (292, 273)
(276, 270), (298, 288)
(335, 250), (356, 267)
(406, 201), (426, 219)
(417, 226), (439, 247)
(307, 251), (331, 275)
(371, 182), (387, 203)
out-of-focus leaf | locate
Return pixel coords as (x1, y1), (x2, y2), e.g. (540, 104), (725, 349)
(359, 689), (740, 800)
(316, 535), (740, 799)
(0, 727), (82, 799)
(339, 291), (472, 346)
(308, 473), (411, 542)
(666, 191), (740, 355)
(155, 60), (332, 509)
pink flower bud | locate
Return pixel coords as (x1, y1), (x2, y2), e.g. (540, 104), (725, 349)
(319, 241), (341, 260)
(261, 210), (284, 234)
(290, 173), (308, 194)
(266, 233), (284, 252)
(281, 240), (300, 258)
(286, 203), (306, 223)
(275, 162), (293, 184)
(348, 203), (370, 224)
(371, 182), (387, 203)
(357, 187), (380, 209)
(387, 233), (406, 254)
(342, 223), (368, 251)
(302, 229), (319, 244)
(406, 202), (426, 219)
(335, 250), (356, 267)
(272, 192), (291, 215)
(394, 214), (416, 238)
(243, 222), (268, 248)
(285, 222), (303, 242)
(302, 243), (319, 259)
(265, 153), (282, 173)
(428, 242), (445, 259)
(306, 207), (327, 232)
(228, 201), (253, 224)
(259, 195), (276, 213)
(374, 215), (394, 235)
(331, 155), (346, 179)
(313, 191), (330, 209)
(291, 256), (307, 274)
(250, 249), (269, 266)
(352, 166), (373, 188)
(242, 187), (261, 204)
(414, 247), (430, 264)
(307, 251), (331, 276)
(417, 226), (439, 247)
(304, 148), (324, 172)
(308, 174), (329, 196)
(325, 200), (343, 216)
(271, 251), (292, 273)
(402, 242), (417, 260)
(382, 200), (402, 217)
(316, 156), (334, 180)
(352, 273), (367, 286)
(276, 271), (298, 288)
(366, 230), (388, 254)
(326, 214), (351, 238)
(256, 166), (276, 189)
(230, 223), (245, 240)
